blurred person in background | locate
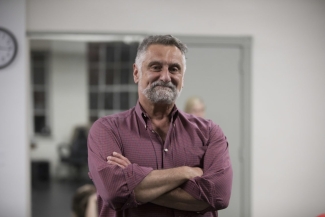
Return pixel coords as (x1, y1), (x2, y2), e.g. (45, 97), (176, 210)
(88, 35), (233, 217)
(184, 96), (206, 118)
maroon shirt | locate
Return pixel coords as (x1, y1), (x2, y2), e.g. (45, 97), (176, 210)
(88, 102), (233, 217)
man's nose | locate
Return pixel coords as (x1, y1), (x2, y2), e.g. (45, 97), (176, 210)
(160, 67), (171, 83)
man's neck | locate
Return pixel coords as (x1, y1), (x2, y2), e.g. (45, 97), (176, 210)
(139, 98), (174, 121)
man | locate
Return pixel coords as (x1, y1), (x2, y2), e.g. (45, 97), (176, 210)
(88, 35), (233, 217)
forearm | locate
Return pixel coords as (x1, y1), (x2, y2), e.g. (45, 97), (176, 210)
(106, 152), (204, 206)
(151, 187), (210, 211)
(134, 166), (201, 203)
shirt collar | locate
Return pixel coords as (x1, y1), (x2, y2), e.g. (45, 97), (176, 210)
(135, 101), (179, 125)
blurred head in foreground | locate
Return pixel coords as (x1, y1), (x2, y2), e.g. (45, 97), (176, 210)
(72, 184), (97, 217)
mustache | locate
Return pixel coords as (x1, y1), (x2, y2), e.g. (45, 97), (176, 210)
(150, 80), (176, 89)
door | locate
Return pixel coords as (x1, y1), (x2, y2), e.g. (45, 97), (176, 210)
(176, 36), (251, 217)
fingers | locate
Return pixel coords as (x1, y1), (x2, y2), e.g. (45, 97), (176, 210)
(107, 152), (131, 168)
(112, 152), (131, 164)
(107, 159), (125, 168)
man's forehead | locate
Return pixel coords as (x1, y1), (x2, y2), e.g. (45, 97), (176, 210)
(144, 45), (184, 61)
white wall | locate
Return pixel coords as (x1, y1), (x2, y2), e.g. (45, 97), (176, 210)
(30, 41), (88, 177)
(26, 1), (325, 217)
(0, 0), (30, 217)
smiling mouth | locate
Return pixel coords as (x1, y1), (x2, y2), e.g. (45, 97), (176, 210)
(154, 85), (173, 90)
(154, 84), (174, 88)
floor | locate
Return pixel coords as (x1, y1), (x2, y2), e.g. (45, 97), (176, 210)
(32, 178), (92, 217)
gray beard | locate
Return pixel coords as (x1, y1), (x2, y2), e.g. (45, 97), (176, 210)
(142, 80), (180, 104)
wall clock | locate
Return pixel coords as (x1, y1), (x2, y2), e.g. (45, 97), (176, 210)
(0, 27), (18, 69)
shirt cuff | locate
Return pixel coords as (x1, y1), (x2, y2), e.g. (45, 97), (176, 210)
(181, 176), (216, 212)
(121, 163), (153, 208)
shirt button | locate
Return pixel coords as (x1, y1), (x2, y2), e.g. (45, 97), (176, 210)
(164, 148), (168, 152)
(151, 130), (155, 133)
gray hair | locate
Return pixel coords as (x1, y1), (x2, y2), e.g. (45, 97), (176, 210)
(135, 35), (187, 70)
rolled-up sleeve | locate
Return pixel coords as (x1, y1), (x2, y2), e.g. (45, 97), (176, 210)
(181, 123), (233, 212)
(88, 119), (153, 211)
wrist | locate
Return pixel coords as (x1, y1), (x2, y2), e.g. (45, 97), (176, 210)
(181, 166), (193, 180)
(182, 166), (203, 180)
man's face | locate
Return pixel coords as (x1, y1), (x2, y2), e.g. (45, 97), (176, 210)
(133, 44), (185, 104)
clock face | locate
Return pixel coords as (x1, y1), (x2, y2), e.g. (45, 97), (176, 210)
(0, 27), (18, 69)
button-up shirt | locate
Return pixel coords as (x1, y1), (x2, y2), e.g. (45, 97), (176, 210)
(88, 102), (233, 217)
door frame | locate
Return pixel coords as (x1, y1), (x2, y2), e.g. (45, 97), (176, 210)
(27, 32), (252, 217)
(175, 35), (252, 217)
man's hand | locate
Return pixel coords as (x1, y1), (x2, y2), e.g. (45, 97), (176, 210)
(107, 152), (131, 168)
(188, 167), (203, 179)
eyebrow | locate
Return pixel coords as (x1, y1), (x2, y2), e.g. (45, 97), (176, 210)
(148, 61), (162, 67)
(169, 63), (181, 69)
(148, 61), (182, 69)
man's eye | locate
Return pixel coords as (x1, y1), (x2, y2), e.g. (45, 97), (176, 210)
(169, 67), (179, 73)
(151, 65), (161, 71)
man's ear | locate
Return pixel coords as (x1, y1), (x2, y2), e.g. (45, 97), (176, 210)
(133, 64), (139, 83)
